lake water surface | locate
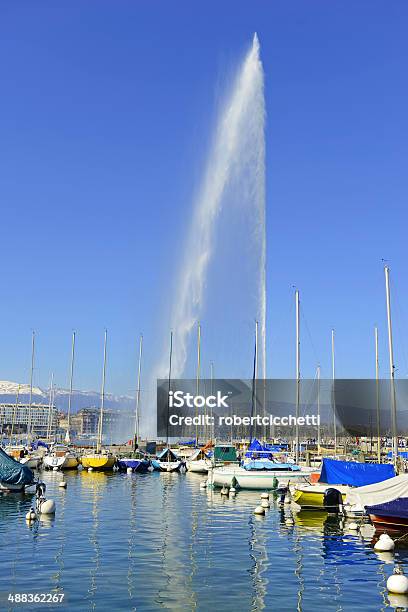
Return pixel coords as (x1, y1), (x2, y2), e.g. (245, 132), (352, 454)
(0, 469), (407, 611)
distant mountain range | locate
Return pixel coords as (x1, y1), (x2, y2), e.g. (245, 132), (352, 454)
(0, 380), (134, 413)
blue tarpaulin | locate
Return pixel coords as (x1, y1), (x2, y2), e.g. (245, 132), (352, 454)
(387, 451), (408, 459)
(0, 447), (34, 486)
(319, 458), (395, 487)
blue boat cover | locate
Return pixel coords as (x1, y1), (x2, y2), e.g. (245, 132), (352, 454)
(248, 438), (264, 451)
(366, 498), (408, 519)
(319, 458), (395, 487)
(0, 447), (34, 486)
(31, 440), (49, 450)
(157, 448), (179, 461)
(387, 451), (408, 459)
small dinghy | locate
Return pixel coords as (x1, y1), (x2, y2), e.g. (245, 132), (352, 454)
(0, 447), (35, 492)
(152, 448), (185, 473)
(367, 498), (408, 532)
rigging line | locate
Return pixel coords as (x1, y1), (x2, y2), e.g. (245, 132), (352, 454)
(299, 303), (323, 377)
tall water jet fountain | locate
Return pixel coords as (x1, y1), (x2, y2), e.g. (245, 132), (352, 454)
(152, 34), (266, 430)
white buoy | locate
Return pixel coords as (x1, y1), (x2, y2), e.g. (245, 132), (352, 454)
(39, 499), (56, 515)
(230, 486), (236, 493)
(53, 466), (59, 472)
(25, 508), (36, 521)
(261, 499), (270, 509)
(348, 522), (359, 531)
(88, 467), (93, 472)
(59, 480), (67, 488)
(374, 533), (395, 552)
(254, 505), (265, 515)
(387, 566), (408, 595)
(127, 467), (133, 474)
(261, 492), (269, 500)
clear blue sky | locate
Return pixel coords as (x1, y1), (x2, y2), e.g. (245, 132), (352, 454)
(0, 1), (407, 396)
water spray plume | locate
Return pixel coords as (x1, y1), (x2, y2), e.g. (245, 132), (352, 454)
(152, 34), (266, 430)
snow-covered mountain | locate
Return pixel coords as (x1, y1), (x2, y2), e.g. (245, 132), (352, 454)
(0, 380), (134, 412)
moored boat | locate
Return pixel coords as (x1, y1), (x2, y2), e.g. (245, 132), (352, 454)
(367, 498), (408, 532)
(152, 448), (185, 473)
(292, 458), (396, 510)
(117, 453), (151, 473)
(43, 445), (79, 470)
(81, 453), (116, 470)
(0, 446), (35, 492)
(211, 460), (312, 490)
(186, 448), (212, 473)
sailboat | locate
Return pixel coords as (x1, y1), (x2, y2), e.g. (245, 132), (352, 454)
(186, 322), (212, 473)
(152, 332), (185, 473)
(117, 334), (151, 473)
(81, 330), (116, 470)
(44, 334), (79, 470)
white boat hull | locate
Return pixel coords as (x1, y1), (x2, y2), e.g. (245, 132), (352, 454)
(156, 461), (183, 473)
(211, 466), (312, 490)
(43, 454), (78, 470)
(187, 459), (211, 474)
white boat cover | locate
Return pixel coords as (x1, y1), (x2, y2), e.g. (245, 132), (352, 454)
(345, 474), (408, 508)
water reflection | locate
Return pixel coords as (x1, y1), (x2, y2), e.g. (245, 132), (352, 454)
(1, 472), (407, 611)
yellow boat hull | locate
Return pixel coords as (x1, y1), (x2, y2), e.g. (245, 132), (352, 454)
(81, 455), (116, 470)
(293, 485), (350, 509)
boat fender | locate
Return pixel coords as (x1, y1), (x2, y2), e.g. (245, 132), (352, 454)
(387, 565), (408, 594)
(374, 533), (395, 552)
(39, 499), (56, 515)
(254, 505), (265, 516)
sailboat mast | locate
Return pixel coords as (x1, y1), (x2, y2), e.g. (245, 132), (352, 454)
(332, 329), (337, 456)
(134, 334), (143, 449)
(375, 326), (381, 463)
(254, 320), (258, 441)
(27, 331), (35, 441)
(195, 321), (201, 446)
(317, 366), (321, 455)
(66, 331), (76, 444)
(11, 384), (20, 441)
(47, 373), (54, 440)
(97, 330), (108, 453)
(295, 290), (300, 464)
(210, 361), (214, 442)
(385, 266), (398, 464)
(166, 331), (173, 449)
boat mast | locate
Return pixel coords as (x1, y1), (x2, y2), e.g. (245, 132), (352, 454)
(375, 326), (381, 463)
(134, 334), (143, 450)
(195, 321), (201, 446)
(332, 329), (337, 456)
(46, 374), (54, 441)
(385, 266), (398, 464)
(66, 331), (76, 445)
(27, 330), (35, 441)
(210, 361), (214, 442)
(11, 384), (20, 441)
(166, 331), (173, 452)
(295, 290), (300, 464)
(255, 320), (258, 441)
(317, 365), (321, 455)
(97, 330), (108, 453)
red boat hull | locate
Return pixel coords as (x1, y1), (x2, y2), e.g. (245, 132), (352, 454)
(369, 513), (408, 532)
